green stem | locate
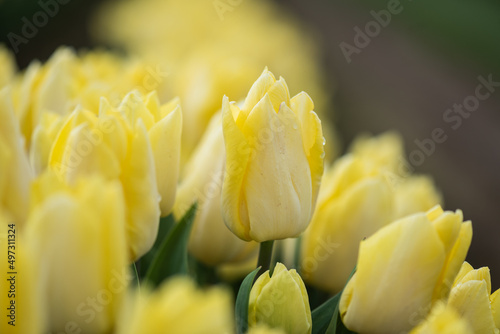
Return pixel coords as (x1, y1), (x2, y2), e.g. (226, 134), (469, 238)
(256, 240), (275, 277)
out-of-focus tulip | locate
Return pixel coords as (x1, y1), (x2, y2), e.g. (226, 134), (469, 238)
(221, 69), (324, 242)
(9, 47), (170, 148)
(339, 206), (472, 334)
(26, 172), (129, 334)
(93, 0), (333, 163)
(0, 88), (33, 226)
(447, 262), (500, 334)
(0, 210), (44, 334)
(0, 46), (16, 88)
(301, 133), (442, 293)
(174, 112), (257, 266)
(116, 277), (233, 334)
(409, 302), (473, 334)
(249, 262), (312, 334)
(46, 91), (181, 260)
(30, 111), (64, 175)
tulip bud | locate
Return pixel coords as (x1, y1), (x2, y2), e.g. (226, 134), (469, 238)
(0, 88), (33, 226)
(339, 205), (472, 334)
(116, 277), (233, 334)
(174, 112), (257, 266)
(409, 302), (473, 334)
(301, 133), (442, 293)
(447, 262), (500, 333)
(26, 172), (129, 333)
(249, 262), (312, 334)
(221, 69), (324, 242)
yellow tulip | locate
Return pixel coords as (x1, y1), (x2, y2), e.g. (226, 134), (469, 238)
(409, 302), (473, 334)
(447, 262), (500, 334)
(174, 112), (257, 266)
(249, 262), (312, 334)
(26, 172), (129, 334)
(116, 277), (233, 334)
(301, 133), (442, 293)
(47, 91), (181, 260)
(9, 47), (170, 147)
(0, 210), (44, 334)
(93, 0), (333, 163)
(221, 69), (324, 242)
(339, 205), (472, 334)
(0, 88), (33, 226)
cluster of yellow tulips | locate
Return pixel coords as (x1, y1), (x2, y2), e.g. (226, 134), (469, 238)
(0, 0), (498, 333)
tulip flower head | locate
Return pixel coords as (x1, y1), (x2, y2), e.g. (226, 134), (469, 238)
(221, 69), (325, 242)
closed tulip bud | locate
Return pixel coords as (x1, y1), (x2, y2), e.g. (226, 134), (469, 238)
(116, 277), (233, 334)
(409, 302), (473, 334)
(301, 133), (442, 293)
(222, 69), (325, 242)
(174, 112), (257, 266)
(0, 88), (32, 226)
(249, 262), (312, 334)
(0, 211), (44, 334)
(339, 205), (472, 334)
(447, 262), (500, 333)
(26, 172), (129, 334)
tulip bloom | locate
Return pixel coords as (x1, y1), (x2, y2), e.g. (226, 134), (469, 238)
(116, 277), (233, 334)
(174, 112), (257, 266)
(339, 205), (472, 334)
(26, 172), (129, 334)
(301, 133), (442, 293)
(48, 91), (181, 260)
(249, 263), (312, 334)
(221, 69), (324, 242)
(447, 262), (500, 333)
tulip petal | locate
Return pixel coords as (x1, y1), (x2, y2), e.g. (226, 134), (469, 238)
(149, 105), (182, 216)
(341, 214), (446, 333)
(222, 96), (252, 240)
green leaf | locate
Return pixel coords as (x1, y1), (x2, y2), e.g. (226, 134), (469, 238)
(136, 214), (176, 278)
(235, 267), (261, 334)
(130, 262), (140, 289)
(311, 291), (342, 334)
(144, 203), (197, 288)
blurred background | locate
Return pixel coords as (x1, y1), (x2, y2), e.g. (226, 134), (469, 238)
(1, 0), (499, 286)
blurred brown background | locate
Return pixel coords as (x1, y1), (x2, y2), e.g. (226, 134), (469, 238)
(1, 0), (499, 286)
